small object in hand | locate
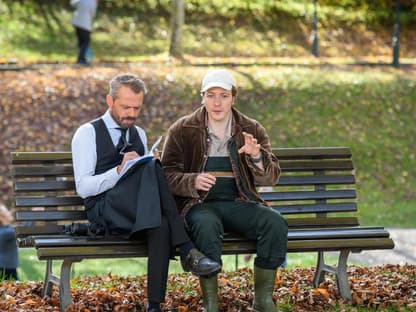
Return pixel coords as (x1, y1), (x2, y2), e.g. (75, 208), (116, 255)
(153, 148), (161, 160)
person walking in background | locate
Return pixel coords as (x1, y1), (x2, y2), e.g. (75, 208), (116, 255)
(70, 0), (98, 65)
(162, 69), (288, 311)
(0, 203), (19, 281)
(71, 73), (220, 312)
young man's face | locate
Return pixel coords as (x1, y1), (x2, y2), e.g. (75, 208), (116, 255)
(107, 86), (144, 128)
(203, 87), (235, 123)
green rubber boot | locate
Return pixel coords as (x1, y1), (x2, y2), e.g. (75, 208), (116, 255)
(199, 275), (219, 312)
(252, 266), (277, 312)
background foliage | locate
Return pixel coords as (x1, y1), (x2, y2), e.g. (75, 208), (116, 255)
(0, 0), (415, 63)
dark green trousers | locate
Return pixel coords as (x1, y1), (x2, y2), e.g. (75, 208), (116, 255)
(186, 201), (288, 270)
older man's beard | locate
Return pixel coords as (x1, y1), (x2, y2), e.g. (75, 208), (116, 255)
(120, 117), (136, 124)
(111, 111), (136, 128)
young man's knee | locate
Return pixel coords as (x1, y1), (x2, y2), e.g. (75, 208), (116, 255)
(266, 211), (288, 232)
(189, 219), (222, 238)
(187, 210), (222, 234)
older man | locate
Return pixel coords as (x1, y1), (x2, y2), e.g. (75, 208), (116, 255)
(71, 73), (220, 312)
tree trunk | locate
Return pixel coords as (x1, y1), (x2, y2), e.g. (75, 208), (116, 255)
(169, 0), (184, 57)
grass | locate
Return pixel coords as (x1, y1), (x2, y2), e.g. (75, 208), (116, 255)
(0, 1), (415, 64)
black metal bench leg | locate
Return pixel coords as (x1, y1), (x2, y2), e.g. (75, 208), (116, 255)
(43, 259), (59, 297)
(41, 258), (81, 311)
(59, 258), (80, 312)
(312, 250), (352, 301)
(336, 250), (352, 301)
(313, 251), (326, 287)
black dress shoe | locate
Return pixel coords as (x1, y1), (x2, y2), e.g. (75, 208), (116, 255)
(181, 248), (221, 276)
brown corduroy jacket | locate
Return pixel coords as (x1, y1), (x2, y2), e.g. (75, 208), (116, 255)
(161, 106), (280, 218)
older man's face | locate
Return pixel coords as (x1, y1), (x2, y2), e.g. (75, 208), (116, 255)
(107, 86), (144, 128)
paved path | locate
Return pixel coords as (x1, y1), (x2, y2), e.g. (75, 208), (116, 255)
(347, 228), (416, 266)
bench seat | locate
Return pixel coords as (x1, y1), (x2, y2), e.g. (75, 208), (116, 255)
(32, 228), (393, 259)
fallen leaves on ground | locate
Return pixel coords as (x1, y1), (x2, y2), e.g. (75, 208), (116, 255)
(1, 264), (415, 311)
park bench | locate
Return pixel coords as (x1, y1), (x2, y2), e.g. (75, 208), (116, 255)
(10, 147), (394, 311)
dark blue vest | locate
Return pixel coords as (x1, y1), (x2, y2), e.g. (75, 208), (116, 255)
(84, 118), (145, 208)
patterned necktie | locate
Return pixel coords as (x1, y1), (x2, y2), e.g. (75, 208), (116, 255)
(116, 128), (128, 153)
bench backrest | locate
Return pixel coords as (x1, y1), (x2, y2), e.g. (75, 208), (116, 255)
(11, 147), (357, 245)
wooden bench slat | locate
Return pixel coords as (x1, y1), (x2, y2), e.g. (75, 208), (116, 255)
(12, 148), (352, 164)
(287, 237), (395, 252)
(37, 244), (148, 260)
(14, 175), (355, 192)
(279, 160), (353, 171)
(262, 189), (356, 201)
(12, 166), (74, 177)
(14, 181), (76, 192)
(289, 227), (390, 240)
(12, 161), (354, 178)
(274, 202), (357, 214)
(15, 190), (356, 207)
(16, 224), (65, 238)
(15, 196), (84, 207)
(11, 152), (72, 164)
(203, 235), (395, 254)
(36, 237), (394, 260)
(33, 226), (389, 249)
(14, 202), (358, 217)
(220, 237), (396, 255)
(273, 147), (351, 160)
(17, 215), (358, 229)
(16, 210), (86, 222)
(286, 217), (359, 227)
(277, 175), (355, 186)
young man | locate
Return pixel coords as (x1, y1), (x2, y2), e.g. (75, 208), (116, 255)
(71, 73), (220, 312)
(162, 69), (288, 311)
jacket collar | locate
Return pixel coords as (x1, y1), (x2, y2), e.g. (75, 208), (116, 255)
(183, 106), (247, 135)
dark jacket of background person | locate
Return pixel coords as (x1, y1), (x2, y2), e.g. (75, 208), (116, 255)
(0, 204), (19, 280)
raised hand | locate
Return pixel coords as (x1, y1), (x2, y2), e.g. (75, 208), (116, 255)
(238, 131), (261, 158)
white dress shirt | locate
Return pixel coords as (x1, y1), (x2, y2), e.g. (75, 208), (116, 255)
(71, 110), (148, 199)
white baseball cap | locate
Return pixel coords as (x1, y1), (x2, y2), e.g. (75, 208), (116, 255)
(200, 69), (237, 93)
